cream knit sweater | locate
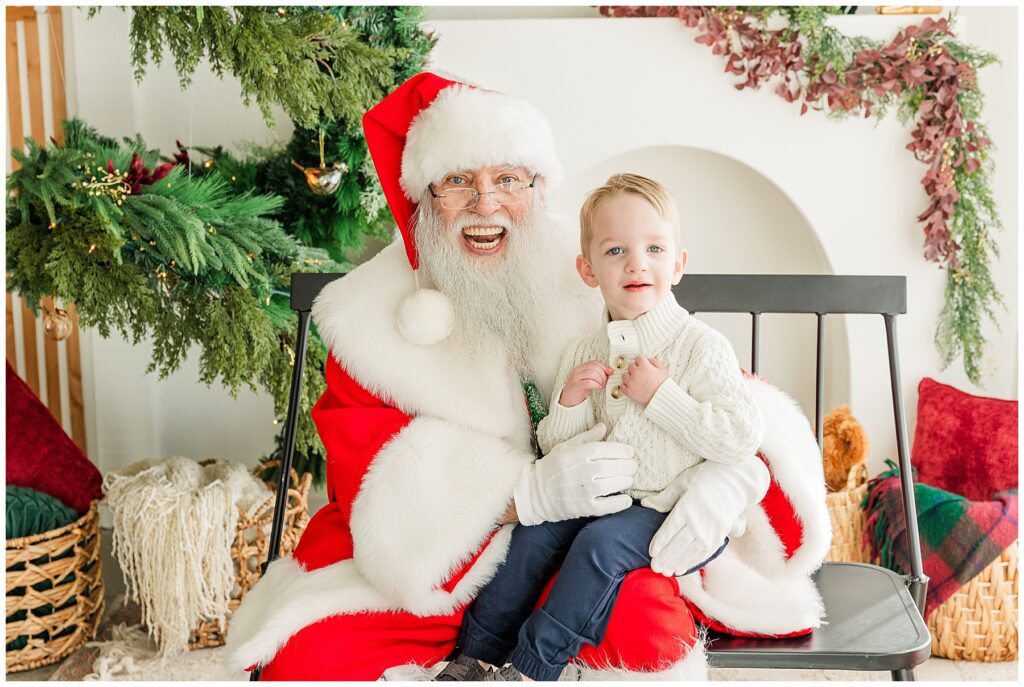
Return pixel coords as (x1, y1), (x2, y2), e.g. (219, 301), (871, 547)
(537, 294), (764, 500)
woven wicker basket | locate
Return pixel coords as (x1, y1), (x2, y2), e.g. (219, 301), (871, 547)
(927, 540), (1018, 661)
(825, 462), (871, 563)
(5, 501), (104, 673)
(188, 462), (312, 650)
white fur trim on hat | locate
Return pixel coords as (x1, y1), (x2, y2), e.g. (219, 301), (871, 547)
(397, 288), (454, 346)
(400, 84), (563, 198)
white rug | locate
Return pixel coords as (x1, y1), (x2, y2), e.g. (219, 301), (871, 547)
(66, 623), (1018, 682)
(81, 625), (247, 681)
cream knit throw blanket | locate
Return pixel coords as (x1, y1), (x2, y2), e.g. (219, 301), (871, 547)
(103, 458), (270, 656)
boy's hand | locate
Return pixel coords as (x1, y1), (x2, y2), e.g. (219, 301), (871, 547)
(620, 356), (669, 408)
(559, 360), (613, 407)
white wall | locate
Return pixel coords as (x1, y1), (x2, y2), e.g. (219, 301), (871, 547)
(61, 7), (1016, 488)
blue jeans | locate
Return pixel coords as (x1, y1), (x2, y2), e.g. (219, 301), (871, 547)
(459, 504), (728, 681)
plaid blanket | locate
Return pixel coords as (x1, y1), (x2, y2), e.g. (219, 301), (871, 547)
(863, 460), (1018, 617)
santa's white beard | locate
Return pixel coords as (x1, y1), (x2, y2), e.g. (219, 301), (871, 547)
(414, 202), (578, 382)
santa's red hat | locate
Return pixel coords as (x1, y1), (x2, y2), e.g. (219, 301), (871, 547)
(362, 72), (562, 345)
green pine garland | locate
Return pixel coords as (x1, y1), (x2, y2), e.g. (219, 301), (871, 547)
(153, 7), (435, 482)
(88, 6), (434, 260)
(126, 6), (435, 483)
(186, 6), (436, 262)
(95, 6), (400, 131)
(6, 119), (340, 484)
(247, 7), (435, 480)
(8, 8), (435, 484)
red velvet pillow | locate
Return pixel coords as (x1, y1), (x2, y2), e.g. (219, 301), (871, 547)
(5, 362), (102, 513)
(911, 377), (1018, 501)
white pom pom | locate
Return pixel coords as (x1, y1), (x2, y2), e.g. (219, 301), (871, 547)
(397, 288), (454, 346)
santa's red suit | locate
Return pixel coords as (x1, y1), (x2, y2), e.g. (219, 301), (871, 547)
(224, 73), (831, 680)
(224, 248), (831, 681)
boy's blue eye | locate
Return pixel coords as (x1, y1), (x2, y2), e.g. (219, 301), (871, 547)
(607, 247), (624, 256)
(648, 246), (664, 253)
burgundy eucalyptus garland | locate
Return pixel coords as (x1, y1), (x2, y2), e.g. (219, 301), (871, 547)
(601, 6), (1003, 383)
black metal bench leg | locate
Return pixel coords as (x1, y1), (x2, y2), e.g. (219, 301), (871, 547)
(892, 668), (916, 681)
(249, 309), (313, 683)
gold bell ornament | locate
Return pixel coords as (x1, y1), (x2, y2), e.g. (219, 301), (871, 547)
(43, 308), (74, 341)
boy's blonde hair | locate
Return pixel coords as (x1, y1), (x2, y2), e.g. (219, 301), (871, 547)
(579, 173), (681, 257)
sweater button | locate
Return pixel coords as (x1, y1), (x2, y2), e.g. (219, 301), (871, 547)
(610, 385), (623, 399)
(614, 355), (626, 369)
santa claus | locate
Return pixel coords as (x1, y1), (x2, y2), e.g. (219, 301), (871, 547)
(225, 73), (831, 680)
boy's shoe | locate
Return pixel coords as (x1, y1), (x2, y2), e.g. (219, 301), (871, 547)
(433, 653), (488, 681)
(484, 664), (522, 681)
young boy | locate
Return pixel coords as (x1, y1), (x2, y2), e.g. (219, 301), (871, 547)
(435, 173), (764, 682)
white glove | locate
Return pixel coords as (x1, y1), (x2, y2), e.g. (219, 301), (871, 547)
(641, 455), (770, 577)
(514, 424), (637, 526)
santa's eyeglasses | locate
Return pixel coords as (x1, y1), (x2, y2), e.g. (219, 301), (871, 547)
(428, 174), (538, 210)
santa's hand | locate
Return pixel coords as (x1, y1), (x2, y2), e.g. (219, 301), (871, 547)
(642, 456), (770, 577)
(514, 424), (637, 525)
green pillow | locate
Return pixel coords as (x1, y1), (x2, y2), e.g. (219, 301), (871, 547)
(5, 485), (79, 540)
